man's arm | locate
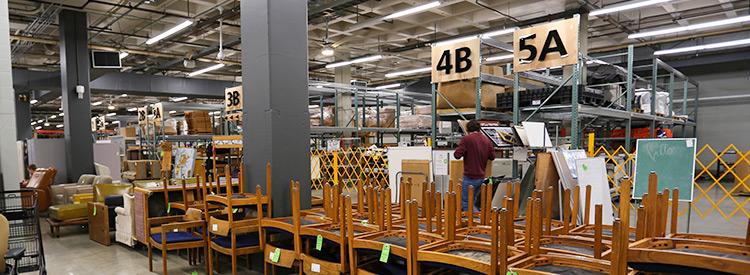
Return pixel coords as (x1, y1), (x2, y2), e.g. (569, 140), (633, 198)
(454, 138), (466, 159)
(486, 137), (496, 161)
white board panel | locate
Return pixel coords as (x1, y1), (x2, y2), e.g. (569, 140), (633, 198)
(575, 157), (614, 225)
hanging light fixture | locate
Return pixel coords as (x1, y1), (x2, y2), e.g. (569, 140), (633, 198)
(321, 18), (335, 57)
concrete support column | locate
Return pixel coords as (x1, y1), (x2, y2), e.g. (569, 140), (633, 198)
(15, 92), (32, 140)
(0, 1), (21, 190)
(59, 10), (94, 181)
(334, 54), (353, 128)
(241, 0), (310, 216)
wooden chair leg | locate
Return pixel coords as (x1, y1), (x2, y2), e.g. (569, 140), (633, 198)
(232, 254), (237, 275)
(162, 248), (168, 275)
(148, 244), (153, 272)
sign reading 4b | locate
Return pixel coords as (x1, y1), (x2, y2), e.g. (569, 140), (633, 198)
(224, 86), (243, 112)
(431, 38), (480, 83)
(513, 16), (579, 73)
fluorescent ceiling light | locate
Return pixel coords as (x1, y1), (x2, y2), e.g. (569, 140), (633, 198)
(629, 15), (750, 39)
(168, 110), (177, 114)
(92, 101), (103, 106)
(434, 36), (478, 47)
(34, 126), (41, 130)
(106, 113), (116, 117)
(654, 38), (750, 55)
(485, 54), (514, 62)
(120, 52), (129, 59)
(188, 63), (225, 77)
(127, 107), (138, 112)
(589, 0), (671, 17)
(120, 93), (128, 97)
(321, 45), (335, 56)
(146, 20), (193, 45)
(31, 122), (36, 126)
(44, 122), (50, 126)
(56, 124), (64, 128)
(383, 1), (441, 20)
(36, 119), (43, 123)
(59, 112), (64, 116)
(325, 55), (383, 69)
(375, 83), (401, 90)
(315, 85), (324, 89)
(385, 67), (431, 78)
(108, 105), (116, 110)
(29, 99), (38, 104)
(480, 28), (518, 38)
(171, 96), (188, 102)
(50, 115), (57, 119)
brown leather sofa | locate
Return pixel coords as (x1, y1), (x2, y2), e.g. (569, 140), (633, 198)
(24, 168), (57, 212)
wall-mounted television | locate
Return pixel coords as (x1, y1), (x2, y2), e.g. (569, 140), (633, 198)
(91, 51), (122, 69)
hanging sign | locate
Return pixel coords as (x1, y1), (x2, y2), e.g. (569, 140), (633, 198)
(137, 106), (149, 125)
(224, 86), (243, 112)
(152, 103), (164, 126)
(513, 15), (580, 72)
(431, 38), (481, 83)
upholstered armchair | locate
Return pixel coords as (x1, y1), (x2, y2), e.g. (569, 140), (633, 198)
(50, 174), (96, 206)
(24, 168), (57, 212)
(88, 182), (132, 246)
(115, 193), (136, 247)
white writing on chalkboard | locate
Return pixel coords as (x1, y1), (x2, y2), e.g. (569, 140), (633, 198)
(644, 142), (677, 161)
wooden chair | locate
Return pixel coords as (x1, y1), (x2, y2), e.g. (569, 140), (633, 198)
(299, 194), (379, 274)
(418, 205), (526, 274)
(147, 208), (208, 275)
(205, 185), (265, 275)
(508, 198), (619, 275)
(260, 181), (328, 274)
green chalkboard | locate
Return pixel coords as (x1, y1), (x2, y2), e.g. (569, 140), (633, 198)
(634, 138), (696, 201)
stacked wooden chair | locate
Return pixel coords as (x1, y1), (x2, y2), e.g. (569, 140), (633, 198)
(626, 172), (750, 274)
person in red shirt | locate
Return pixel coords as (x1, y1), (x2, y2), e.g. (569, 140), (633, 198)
(454, 120), (495, 212)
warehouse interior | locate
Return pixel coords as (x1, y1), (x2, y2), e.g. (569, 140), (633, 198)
(1, 0), (750, 274)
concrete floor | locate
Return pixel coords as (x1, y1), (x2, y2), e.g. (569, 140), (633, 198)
(35, 182), (747, 274)
(34, 224), (261, 275)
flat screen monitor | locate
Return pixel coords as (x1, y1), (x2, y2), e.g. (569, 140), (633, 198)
(91, 51), (122, 69)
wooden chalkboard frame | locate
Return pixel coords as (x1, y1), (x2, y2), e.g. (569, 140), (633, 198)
(633, 138), (697, 202)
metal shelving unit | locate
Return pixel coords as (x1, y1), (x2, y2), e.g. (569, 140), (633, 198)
(308, 81), (432, 147)
(516, 45), (699, 152)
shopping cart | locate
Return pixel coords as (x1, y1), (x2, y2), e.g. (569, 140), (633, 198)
(0, 190), (46, 275)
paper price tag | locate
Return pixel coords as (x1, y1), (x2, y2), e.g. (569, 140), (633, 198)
(192, 272), (198, 275)
(173, 229), (178, 232)
(233, 208), (239, 213)
(166, 203), (171, 214)
(315, 235), (323, 251)
(311, 263), (321, 273)
(379, 244), (391, 263)
(92, 207), (97, 216)
(362, 220), (368, 225)
(271, 248), (281, 263)
(212, 224), (218, 231)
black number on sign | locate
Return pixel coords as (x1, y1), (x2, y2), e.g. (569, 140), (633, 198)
(518, 33), (537, 64)
(154, 108), (161, 119)
(138, 110), (146, 121)
(226, 91), (240, 107)
(454, 47), (472, 73)
(436, 50), (453, 74)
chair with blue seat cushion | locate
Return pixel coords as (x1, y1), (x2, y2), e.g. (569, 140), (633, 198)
(147, 208), (207, 275)
(212, 234), (260, 248)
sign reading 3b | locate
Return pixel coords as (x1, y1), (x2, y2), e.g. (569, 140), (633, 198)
(225, 86), (243, 112)
(513, 16), (579, 73)
(431, 38), (480, 83)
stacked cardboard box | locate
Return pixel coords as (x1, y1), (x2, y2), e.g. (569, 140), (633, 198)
(185, 111), (212, 134)
(122, 160), (162, 180)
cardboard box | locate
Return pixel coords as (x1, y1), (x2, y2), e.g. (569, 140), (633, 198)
(125, 160), (149, 180)
(148, 160), (161, 179)
(437, 65), (505, 109)
(401, 159), (430, 206)
(119, 126), (136, 137)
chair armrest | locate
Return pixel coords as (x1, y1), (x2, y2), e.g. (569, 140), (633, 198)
(161, 220), (204, 232)
(148, 216), (184, 226)
(5, 247), (25, 260)
(114, 207), (128, 216)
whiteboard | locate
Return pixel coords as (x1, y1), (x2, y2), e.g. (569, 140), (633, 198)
(575, 157), (614, 225)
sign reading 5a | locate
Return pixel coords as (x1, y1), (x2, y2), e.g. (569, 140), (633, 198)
(513, 16), (579, 73)
(431, 38), (480, 83)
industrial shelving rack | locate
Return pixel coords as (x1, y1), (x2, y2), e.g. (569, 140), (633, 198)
(517, 45), (698, 152)
(136, 102), (224, 160)
(308, 81), (432, 147)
